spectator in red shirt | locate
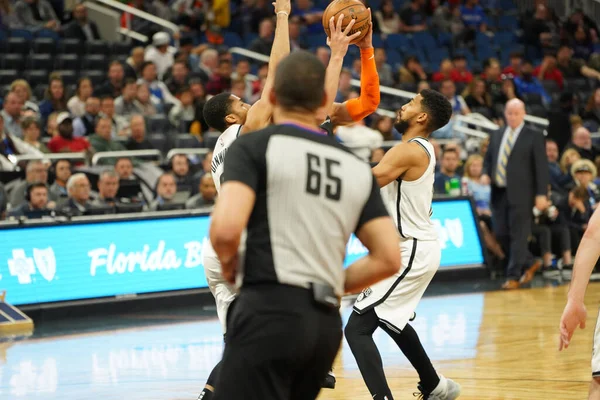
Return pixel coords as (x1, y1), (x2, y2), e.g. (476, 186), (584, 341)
(502, 51), (523, 78)
(450, 54), (473, 83)
(533, 53), (564, 89)
(48, 112), (92, 155)
(205, 59), (232, 96)
(431, 58), (453, 82)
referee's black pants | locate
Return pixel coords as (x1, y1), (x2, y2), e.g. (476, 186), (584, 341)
(213, 283), (342, 400)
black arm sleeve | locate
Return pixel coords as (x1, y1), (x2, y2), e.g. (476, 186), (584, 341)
(222, 134), (261, 193)
(355, 174), (390, 233)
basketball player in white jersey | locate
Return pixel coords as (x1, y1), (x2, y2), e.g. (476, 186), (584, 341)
(345, 89), (461, 400)
(559, 206), (600, 399)
(197, 9), (379, 398)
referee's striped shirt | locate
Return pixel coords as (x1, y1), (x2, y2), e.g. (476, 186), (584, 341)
(222, 123), (389, 297)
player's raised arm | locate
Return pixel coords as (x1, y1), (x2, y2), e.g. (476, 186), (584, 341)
(559, 206), (600, 350)
(372, 142), (425, 187)
(329, 11), (380, 127)
(240, 0), (291, 134)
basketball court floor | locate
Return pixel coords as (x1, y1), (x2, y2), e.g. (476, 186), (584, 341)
(0, 280), (597, 399)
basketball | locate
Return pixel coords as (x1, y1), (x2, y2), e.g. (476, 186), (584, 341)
(322, 0), (370, 45)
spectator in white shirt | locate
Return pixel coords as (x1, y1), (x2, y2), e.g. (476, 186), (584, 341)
(67, 77), (93, 118)
(144, 32), (176, 81)
(335, 117), (384, 162)
(137, 61), (180, 106)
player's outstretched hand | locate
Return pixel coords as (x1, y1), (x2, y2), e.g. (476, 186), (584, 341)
(558, 298), (587, 351)
(327, 14), (361, 58)
(355, 8), (373, 49)
(272, 0), (291, 16)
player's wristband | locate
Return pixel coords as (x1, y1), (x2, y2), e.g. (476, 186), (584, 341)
(360, 47), (374, 57)
(277, 11), (289, 17)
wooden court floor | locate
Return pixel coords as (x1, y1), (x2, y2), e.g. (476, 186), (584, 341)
(0, 283), (599, 399)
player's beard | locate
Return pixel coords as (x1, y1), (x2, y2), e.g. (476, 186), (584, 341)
(394, 115), (413, 133)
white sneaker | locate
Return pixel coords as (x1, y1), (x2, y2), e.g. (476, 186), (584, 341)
(416, 375), (461, 400)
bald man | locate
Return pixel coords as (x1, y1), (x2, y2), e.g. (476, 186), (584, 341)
(567, 127), (599, 162)
(482, 99), (549, 289)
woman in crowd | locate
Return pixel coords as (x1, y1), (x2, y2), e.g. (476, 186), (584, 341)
(67, 78), (94, 118)
(462, 77), (502, 125)
(21, 117), (50, 153)
(582, 87), (600, 126)
(38, 74), (68, 120)
(374, 0), (400, 35)
(10, 80), (39, 113)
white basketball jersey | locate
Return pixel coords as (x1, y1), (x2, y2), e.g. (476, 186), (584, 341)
(211, 124), (242, 193)
(380, 137), (438, 241)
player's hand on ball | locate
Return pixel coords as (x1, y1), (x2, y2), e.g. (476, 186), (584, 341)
(355, 8), (373, 49)
(327, 14), (361, 58)
(558, 298), (587, 351)
(272, 0), (291, 16)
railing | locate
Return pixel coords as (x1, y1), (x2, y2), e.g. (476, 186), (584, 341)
(9, 153), (87, 164)
(91, 149), (163, 165)
(166, 148), (209, 161)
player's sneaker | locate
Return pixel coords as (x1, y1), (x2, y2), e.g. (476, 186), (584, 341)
(322, 370), (336, 389)
(414, 375), (460, 400)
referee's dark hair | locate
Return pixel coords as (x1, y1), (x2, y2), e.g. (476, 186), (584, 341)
(419, 89), (453, 133)
(273, 50), (326, 112)
(203, 92), (233, 132)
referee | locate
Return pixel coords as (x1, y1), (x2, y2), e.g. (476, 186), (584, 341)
(209, 50), (401, 400)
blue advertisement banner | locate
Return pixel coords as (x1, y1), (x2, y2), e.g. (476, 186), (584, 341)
(0, 198), (484, 306)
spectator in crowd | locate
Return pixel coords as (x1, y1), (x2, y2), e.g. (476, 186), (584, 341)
(370, 148), (385, 164)
(1, 92), (23, 138)
(523, 4), (555, 51)
(417, 80), (430, 92)
(566, 127), (599, 162)
(134, 83), (161, 116)
(73, 97), (100, 137)
(483, 99), (549, 290)
(289, 15), (308, 51)
(14, 0), (59, 30)
(556, 45), (600, 81)
(120, 0), (155, 37)
(231, 60), (256, 102)
(374, 0), (401, 35)
(350, 58), (361, 80)
(0, 113), (43, 161)
(562, 9), (598, 43)
(463, 77), (499, 123)
(205, 59), (233, 96)
(145, 32), (175, 81)
(371, 115), (401, 140)
(547, 138), (574, 194)
(335, 119), (384, 162)
(115, 157), (136, 181)
(450, 55), (473, 84)
(9, 160), (48, 207)
(49, 159), (71, 201)
(63, 3), (100, 41)
(152, 0), (173, 23)
(91, 169), (120, 209)
(67, 78), (94, 118)
(48, 112), (92, 154)
(39, 74), (68, 120)
(399, 0), (426, 33)
(229, 79), (248, 104)
(170, 153), (197, 195)
(434, 147), (462, 195)
(138, 61), (180, 105)
(249, 18), (274, 56)
(432, 59), (453, 82)
(100, 96), (128, 138)
(186, 173), (217, 209)
(398, 56), (428, 84)
(95, 61), (125, 99)
(193, 48), (219, 84)
(571, 159), (600, 208)
(335, 69), (353, 103)
(21, 118), (49, 153)
(534, 53), (564, 90)
(61, 173), (92, 216)
(565, 184), (593, 253)
(149, 173), (179, 210)
(169, 87), (195, 129)
(165, 61), (190, 96)
(582, 88), (600, 125)
(560, 148), (581, 180)
(570, 25), (596, 62)
(315, 47), (330, 67)
(88, 117), (126, 165)
(293, 0), (323, 34)
(460, 0), (487, 32)
(441, 78), (470, 116)
(10, 80), (38, 114)
(463, 153), (505, 261)
(124, 47), (145, 80)
(7, 182), (49, 219)
(0, 0), (19, 29)
(45, 112), (59, 137)
(502, 52), (523, 77)
(431, 1), (463, 35)
(114, 79), (142, 117)
(481, 58), (504, 101)
(125, 114), (155, 152)
(513, 60), (552, 106)
(171, 0), (207, 30)
(374, 48), (394, 87)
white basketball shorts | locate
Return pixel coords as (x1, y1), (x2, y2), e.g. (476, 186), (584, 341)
(352, 238), (440, 332)
(592, 308), (600, 377)
(202, 239), (237, 334)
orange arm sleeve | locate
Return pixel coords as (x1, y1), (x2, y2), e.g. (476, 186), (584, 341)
(345, 47), (380, 121)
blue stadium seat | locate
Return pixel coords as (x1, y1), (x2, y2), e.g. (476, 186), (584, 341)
(427, 47), (449, 67)
(0, 70), (18, 85)
(386, 49), (403, 69)
(33, 38), (56, 54)
(307, 33), (327, 48)
(385, 34), (411, 53)
(1, 54), (24, 70)
(494, 31), (515, 48)
(35, 29), (60, 40)
(412, 31), (437, 50)
(371, 34), (384, 49)
(436, 32), (453, 48)
(497, 15), (518, 31)
(243, 33), (257, 47)
(223, 32), (243, 48)
(10, 29), (33, 40)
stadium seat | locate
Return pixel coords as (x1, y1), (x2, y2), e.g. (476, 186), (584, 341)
(147, 133), (168, 154)
(86, 40), (109, 55)
(371, 34), (384, 48)
(54, 70), (78, 86)
(386, 49), (403, 69)
(7, 37), (30, 54)
(9, 28), (33, 40)
(521, 93), (543, 105)
(27, 54), (53, 71)
(33, 38), (56, 54)
(85, 70), (105, 86)
(399, 82), (418, 93)
(528, 104), (547, 118)
(223, 32), (243, 48)
(55, 54), (80, 71)
(204, 132), (220, 150)
(412, 31), (437, 51)
(58, 39), (82, 55)
(176, 134), (202, 148)
(34, 84), (48, 100)
(385, 34), (411, 53)
(243, 33), (257, 47)
(25, 70), (49, 88)
(436, 32), (453, 48)
(497, 15), (519, 31)
(35, 29), (60, 40)
(146, 115), (170, 133)
(82, 55), (109, 71)
(307, 33), (327, 48)
(0, 70), (18, 85)
(112, 42), (132, 56)
(427, 47), (449, 68)
(541, 80), (559, 94)
(566, 78), (591, 92)
(1, 54), (24, 70)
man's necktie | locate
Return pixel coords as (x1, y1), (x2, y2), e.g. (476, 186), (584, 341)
(495, 129), (516, 187)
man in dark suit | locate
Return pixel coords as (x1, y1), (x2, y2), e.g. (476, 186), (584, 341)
(62, 4), (100, 41)
(483, 99), (549, 289)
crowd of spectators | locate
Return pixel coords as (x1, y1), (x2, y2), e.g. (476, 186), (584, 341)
(0, 0), (600, 278)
